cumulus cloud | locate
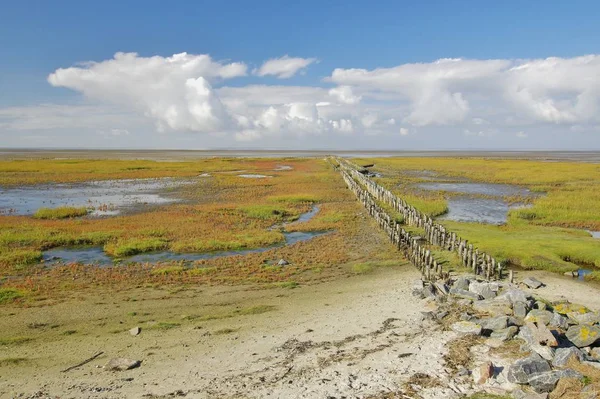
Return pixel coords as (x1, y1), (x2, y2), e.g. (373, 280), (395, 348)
(516, 131), (528, 138)
(254, 55), (317, 79)
(48, 52), (246, 133)
(37, 52), (600, 146)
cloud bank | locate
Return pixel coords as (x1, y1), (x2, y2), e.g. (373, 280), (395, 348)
(32, 52), (600, 146)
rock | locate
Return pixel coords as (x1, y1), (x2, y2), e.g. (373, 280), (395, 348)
(473, 299), (513, 316)
(555, 368), (583, 380)
(566, 324), (600, 348)
(433, 282), (449, 295)
(422, 284), (437, 298)
(590, 347), (600, 361)
(451, 321), (482, 335)
(129, 327), (141, 336)
(412, 279), (424, 291)
(554, 302), (589, 315)
(549, 312), (570, 330)
(508, 316), (525, 327)
(420, 311), (436, 321)
(564, 271), (578, 278)
(525, 310), (554, 326)
(567, 311), (600, 325)
(498, 288), (529, 304)
(535, 301), (547, 310)
(469, 281), (497, 299)
(525, 321), (558, 347)
(507, 353), (551, 384)
(453, 277), (470, 291)
(105, 358), (141, 371)
(474, 361), (494, 384)
(517, 325), (556, 360)
(552, 347), (584, 367)
(512, 390), (549, 399)
(277, 259), (289, 266)
(484, 338), (504, 348)
(481, 316), (509, 332)
(490, 326), (519, 341)
(528, 371), (559, 393)
(449, 287), (480, 301)
(436, 311), (449, 320)
(523, 277), (544, 289)
(513, 302), (529, 318)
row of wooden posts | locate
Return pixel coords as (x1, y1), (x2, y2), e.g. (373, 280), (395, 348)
(333, 158), (503, 281)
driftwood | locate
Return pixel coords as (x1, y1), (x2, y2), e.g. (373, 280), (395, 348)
(61, 351), (104, 373)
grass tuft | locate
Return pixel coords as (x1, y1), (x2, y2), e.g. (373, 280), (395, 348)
(33, 206), (88, 220)
(0, 288), (26, 304)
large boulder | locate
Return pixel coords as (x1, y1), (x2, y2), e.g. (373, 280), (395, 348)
(449, 287), (480, 301)
(473, 299), (513, 316)
(527, 371), (559, 393)
(567, 311), (600, 325)
(498, 288), (529, 304)
(517, 325), (556, 360)
(524, 321), (558, 347)
(453, 277), (470, 291)
(481, 316), (509, 332)
(552, 347), (584, 368)
(507, 353), (551, 384)
(524, 310), (554, 326)
(469, 281), (497, 299)
(566, 324), (600, 348)
(513, 302), (529, 319)
(490, 326), (519, 341)
(548, 312), (570, 330)
(553, 302), (589, 315)
(451, 321), (482, 335)
(522, 277), (544, 289)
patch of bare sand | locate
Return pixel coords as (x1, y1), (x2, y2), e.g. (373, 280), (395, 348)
(0, 266), (463, 399)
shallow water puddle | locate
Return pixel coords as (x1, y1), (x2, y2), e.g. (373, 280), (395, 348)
(42, 206), (328, 266)
(589, 231), (600, 239)
(274, 165), (293, 171)
(0, 178), (190, 216)
(416, 182), (538, 224)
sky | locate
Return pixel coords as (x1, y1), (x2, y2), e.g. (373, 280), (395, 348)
(1, 1), (599, 150)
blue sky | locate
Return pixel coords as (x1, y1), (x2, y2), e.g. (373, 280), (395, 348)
(1, 1), (599, 149)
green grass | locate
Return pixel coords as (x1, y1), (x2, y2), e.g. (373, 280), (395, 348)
(465, 393), (512, 399)
(0, 288), (26, 304)
(233, 305), (276, 315)
(149, 322), (181, 330)
(33, 206), (88, 220)
(0, 249), (42, 268)
(239, 204), (292, 220)
(351, 263), (374, 274)
(275, 281), (299, 289)
(213, 327), (239, 335)
(104, 238), (169, 257)
(268, 194), (319, 204)
(151, 266), (186, 276)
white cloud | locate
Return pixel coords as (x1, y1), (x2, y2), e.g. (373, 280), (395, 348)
(328, 86), (361, 104)
(48, 52), (246, 133)
(400, 127), (409, 136)
(254, 55), (317, 79)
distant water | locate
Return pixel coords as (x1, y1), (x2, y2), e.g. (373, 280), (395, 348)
(42, 206), (328, 266)
(417, 182), (539, 225)
(0, 178), (189, 216)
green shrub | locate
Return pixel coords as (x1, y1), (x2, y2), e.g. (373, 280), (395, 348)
(33, 206), (88, 220)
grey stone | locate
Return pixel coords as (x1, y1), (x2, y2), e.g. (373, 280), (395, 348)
(481, 316), (509, 332)
(507, 353), (551, 384)
(590, 347), (600, 361)
(105, 358), (141, 371)
(473, 299), (513, 316)
(555, 368), (584, 380)
(449, 287), (480, 301)
(512, 390), (548, 399)
(524, 321), (558, 347)
(523, 277), (544, 289)
(498, 288), (529, 304)
(513, 301), (528, 318)
(517, 325), (556, 360)
(508, 316), (524, 327)
(490, 326), (519, 341)
(420, 311), (436, 321)
(469, 281), (497, 299)
(451, 321), (482, 335)
(412, 279), (424, 291)
(535, 301), (547, 310)
(453, 277), (470, 291)
(422, 284), (437, 298)
(436, 311), (449, 320)
(568, 311), (600, 325)
(129, 327), (141, 336)
(548, 312), (569, 330)
(566, 324), (600, 348)
(528, 371), (559, 393)
(552, 347), (585, 367)
(525, 310), (554, 325)
(433, 282), (449, 295)
(277, 259), (289, 266)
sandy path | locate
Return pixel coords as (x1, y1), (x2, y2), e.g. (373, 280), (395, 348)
(2, 266), (462, 399)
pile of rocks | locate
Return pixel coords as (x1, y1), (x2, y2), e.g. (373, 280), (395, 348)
(414, 275), (600, 395)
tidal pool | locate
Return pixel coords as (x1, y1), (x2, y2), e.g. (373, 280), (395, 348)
(0, 178), (190, 216)
(42, 206), (328, 266)
(238, 174), (272, 179)
(416, 182), (539, 224)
